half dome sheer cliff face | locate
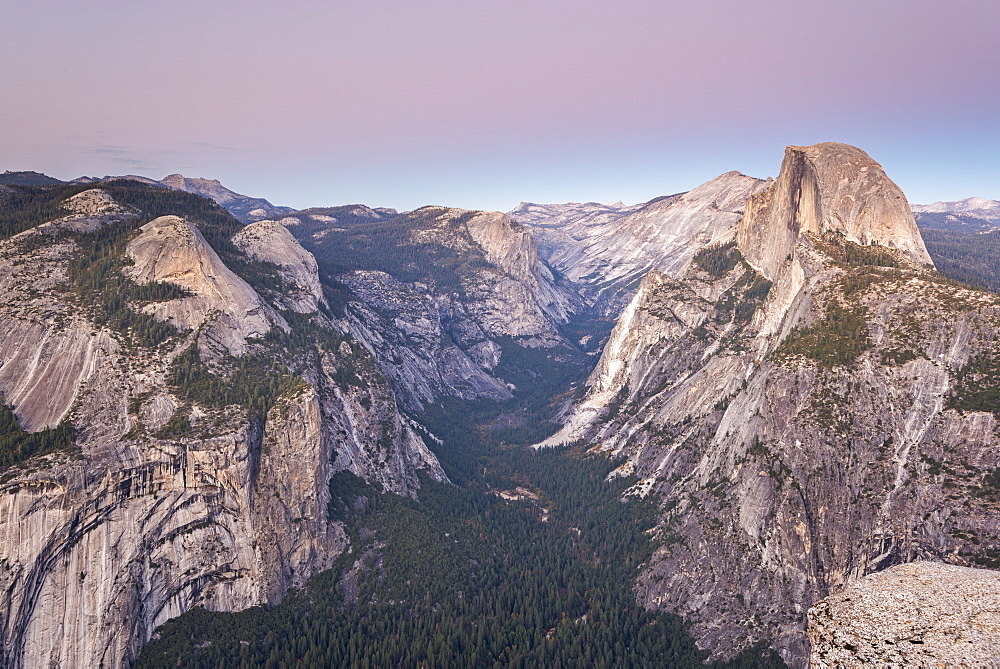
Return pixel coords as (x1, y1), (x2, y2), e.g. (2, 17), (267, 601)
(738, 142), (932, 281)
(546, 142), (1000, 666)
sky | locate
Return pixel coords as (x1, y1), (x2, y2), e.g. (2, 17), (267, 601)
(2, 0), (998, 212)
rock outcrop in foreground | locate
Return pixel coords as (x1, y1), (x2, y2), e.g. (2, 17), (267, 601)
(808, 562), (1000, 666)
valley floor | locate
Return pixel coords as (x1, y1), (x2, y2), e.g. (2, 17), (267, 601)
(135, 401), (785, 668)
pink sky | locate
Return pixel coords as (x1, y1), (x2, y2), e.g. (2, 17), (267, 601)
(2, 0), (997, 211)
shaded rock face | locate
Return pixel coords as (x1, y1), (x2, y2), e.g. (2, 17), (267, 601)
(544, 143), (1000, 666)
(738, 142), (932, 281)
(510, 171), (771, 314)
(339, 270), (514, 408)
(0, 190), (444, 668)
(808, 562), (1000, 666)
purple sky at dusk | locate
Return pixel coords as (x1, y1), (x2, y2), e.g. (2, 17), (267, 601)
(2, 0), (998, 212)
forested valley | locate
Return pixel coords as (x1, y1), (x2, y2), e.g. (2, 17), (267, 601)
(136, 393), (785, 668)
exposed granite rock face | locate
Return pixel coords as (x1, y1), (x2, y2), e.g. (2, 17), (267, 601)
(0, 319), (114, 432)
(33, 187), (137, 235)
(511, 171), (771, 313)
(232, 218), (326, 313)
(0, 191), (443, 668)
(124, 215), (276, 356)
(340, 270), (514, 408)
(465, 211), (575, 325)
(808, 562), (1000, 666)
(291, 205), (584, 411)
(544, 143), (1000, 666)
(738, 142), (932, 281)
(62, 188), (125, 216)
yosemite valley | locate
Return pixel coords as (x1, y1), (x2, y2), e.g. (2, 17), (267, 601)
(2, 143), (1000, 667)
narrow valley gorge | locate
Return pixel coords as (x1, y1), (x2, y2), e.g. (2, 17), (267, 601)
(1, 142), (998, 667)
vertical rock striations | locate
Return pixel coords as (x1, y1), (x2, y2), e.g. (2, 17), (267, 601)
(738, 142), (932, 281)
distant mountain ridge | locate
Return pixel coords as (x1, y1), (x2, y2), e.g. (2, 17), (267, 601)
(72, 173), (295, 222)
(912, 197), (1000, 232)
(0, 170), (65, 186)
(509, 171), (771, 316)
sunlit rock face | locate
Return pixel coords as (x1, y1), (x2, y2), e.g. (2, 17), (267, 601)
(232, 218), (326, 313)
(124, 215), (275, 356)
(737, 142), (932, 281)
(511, 171), (771, 313)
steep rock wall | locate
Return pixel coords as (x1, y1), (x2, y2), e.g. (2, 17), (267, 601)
(738, 143), (932, 280)
(545, 143), (996, 665)
(0, 193), (444, 667)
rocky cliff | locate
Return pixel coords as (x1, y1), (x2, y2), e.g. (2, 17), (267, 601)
(808, 561), (1000, 666)
(542, 142), (1000, 665)
(287, 205), (586, 411)
(0, 184), (443, 668)
(738, 142), (932, 281)
(511, 172), (771, 313)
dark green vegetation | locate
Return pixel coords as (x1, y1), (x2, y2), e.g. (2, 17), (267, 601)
(692, 240), (740, 278)
(293, 206), (492, 298)
(915, 211), (999, 234)
(1, 180), (290, 348)
(690, 241), (772, 328)
(817, 233), (900, 269)
(777, 298), (870, 367)
(0, 182), (92, 238)
(949, 347), (1000, 417)
(713, 270), (772, 327)
(138, 433), (783, 668)
(66, 213), (190, 349)
(0, 398), (75, 470)
(162, 345), (309, 431)
(5, 180), (787, 666)
(0, 171), (66, 187)
(922, 228), (1000, 293)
